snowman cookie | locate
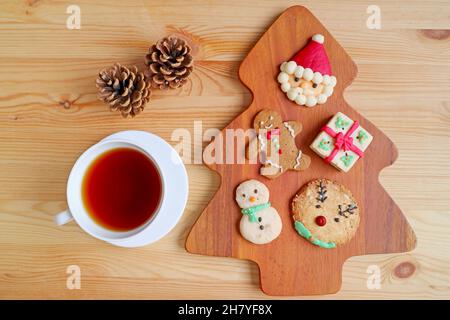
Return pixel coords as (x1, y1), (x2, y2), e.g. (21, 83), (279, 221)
(246, 109), (311, 179)
(291, 179), (360, 248)
(235, 179), (282, 244)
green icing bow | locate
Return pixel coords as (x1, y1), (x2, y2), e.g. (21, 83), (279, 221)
(294, 221), (336, 249)
(241, 202), (271, 223)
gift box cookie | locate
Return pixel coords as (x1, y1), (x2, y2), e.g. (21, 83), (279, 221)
(310, 112), (373, 172)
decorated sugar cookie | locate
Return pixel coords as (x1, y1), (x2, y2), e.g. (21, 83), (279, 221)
(247, 109), (311, 179)
(310, 111), (373, 172)
(277, 34), (337, 107)
(236, 180), (282, 245)
(291, 179), (360, 248)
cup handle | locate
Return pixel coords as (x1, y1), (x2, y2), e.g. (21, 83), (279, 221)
(54, 210), (74, 226)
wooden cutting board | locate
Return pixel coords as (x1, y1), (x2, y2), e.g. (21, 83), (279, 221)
(186, 5), (417, 296)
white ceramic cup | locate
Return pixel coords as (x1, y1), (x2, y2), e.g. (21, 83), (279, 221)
(54, 131), (189, 246)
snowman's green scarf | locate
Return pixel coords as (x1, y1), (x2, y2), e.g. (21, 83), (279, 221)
(241, 202), (271, 222)
(294, 220), (336, 249)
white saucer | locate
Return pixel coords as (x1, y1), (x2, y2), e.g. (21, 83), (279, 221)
(100, 130), (188, 247)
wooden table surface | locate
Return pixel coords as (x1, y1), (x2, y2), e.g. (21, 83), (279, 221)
(0, 0), (449, 299)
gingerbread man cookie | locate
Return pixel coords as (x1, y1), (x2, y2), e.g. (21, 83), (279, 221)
(247, 109), (311, 179)
(291, 179), (360, 248)
(236, 179), (282, 245)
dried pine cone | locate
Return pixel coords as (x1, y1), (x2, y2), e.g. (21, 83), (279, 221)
(96, 63), (151, 118)
(145, 36), (193, 89)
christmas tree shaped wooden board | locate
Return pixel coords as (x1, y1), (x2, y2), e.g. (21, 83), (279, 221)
(186, 5), (416, 296)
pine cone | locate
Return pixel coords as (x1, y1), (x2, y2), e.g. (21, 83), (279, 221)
(96, 63), (151, 118)
(145, 36), (194, 89)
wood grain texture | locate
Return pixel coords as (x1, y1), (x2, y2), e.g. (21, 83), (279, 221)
(0, 0), (449, 299)
(185, 6), (416, 295)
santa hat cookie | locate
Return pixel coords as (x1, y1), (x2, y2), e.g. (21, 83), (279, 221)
(277, 34), (337, 107)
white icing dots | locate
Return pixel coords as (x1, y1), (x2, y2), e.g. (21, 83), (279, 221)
(287, 90), (297, 101)
(281, 82), (291, 92)
(287, 87), (301, 101)
(312, 34), (324, 44)
(277, 72), (289, 84)
(285, 61), (297, 74)
(313, 72), (323, 84)
(305, 96), (317, 107)
(277, 58), (338, 108)
(323, 85), (333, 97)
(303, 68), (314, 81)
(295, 94), (306, 105)
(294, 66), (304, 78)
(330, 76), (337, 87)
(317, 94), (327, 104)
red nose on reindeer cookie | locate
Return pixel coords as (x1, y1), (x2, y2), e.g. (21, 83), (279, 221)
(246, 109), (311, 179)
(277, 34), (337, 107)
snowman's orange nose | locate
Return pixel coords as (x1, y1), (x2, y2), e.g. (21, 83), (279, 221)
(249, 196), (256, 203)
(315, 215), (327, 227)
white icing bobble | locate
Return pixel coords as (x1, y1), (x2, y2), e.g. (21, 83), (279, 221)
(323, 85), (334, 97)
(330, 76), (337, 87)
(317, 94), (327, 104)
(287, 87), (301, 101)
(280, 82), (291, 93)
(312, 34), (324, 44)
(287, 89), (298, 101)
(280, 62), (287, 72)
(303, 68), (314, 81)
(295, 95), (307, 106)
(305, 96), (317, 107)
(277, 72), (289, 84)
(322, 75), (331, 85)
(294, 66), (304, 78)
(313, 72), (323, 84)
(285, 61), (297, 74)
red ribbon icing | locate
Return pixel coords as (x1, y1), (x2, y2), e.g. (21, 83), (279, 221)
(321, 121), (364, 163)
(266, 128), (280, 140)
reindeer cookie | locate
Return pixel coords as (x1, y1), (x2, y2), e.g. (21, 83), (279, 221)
(247, 109), (311, 179)
(236, 179), (282, 244)
(291, 179), (360, 248)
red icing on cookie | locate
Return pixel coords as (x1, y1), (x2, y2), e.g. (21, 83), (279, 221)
(315, 215), (327, 227)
